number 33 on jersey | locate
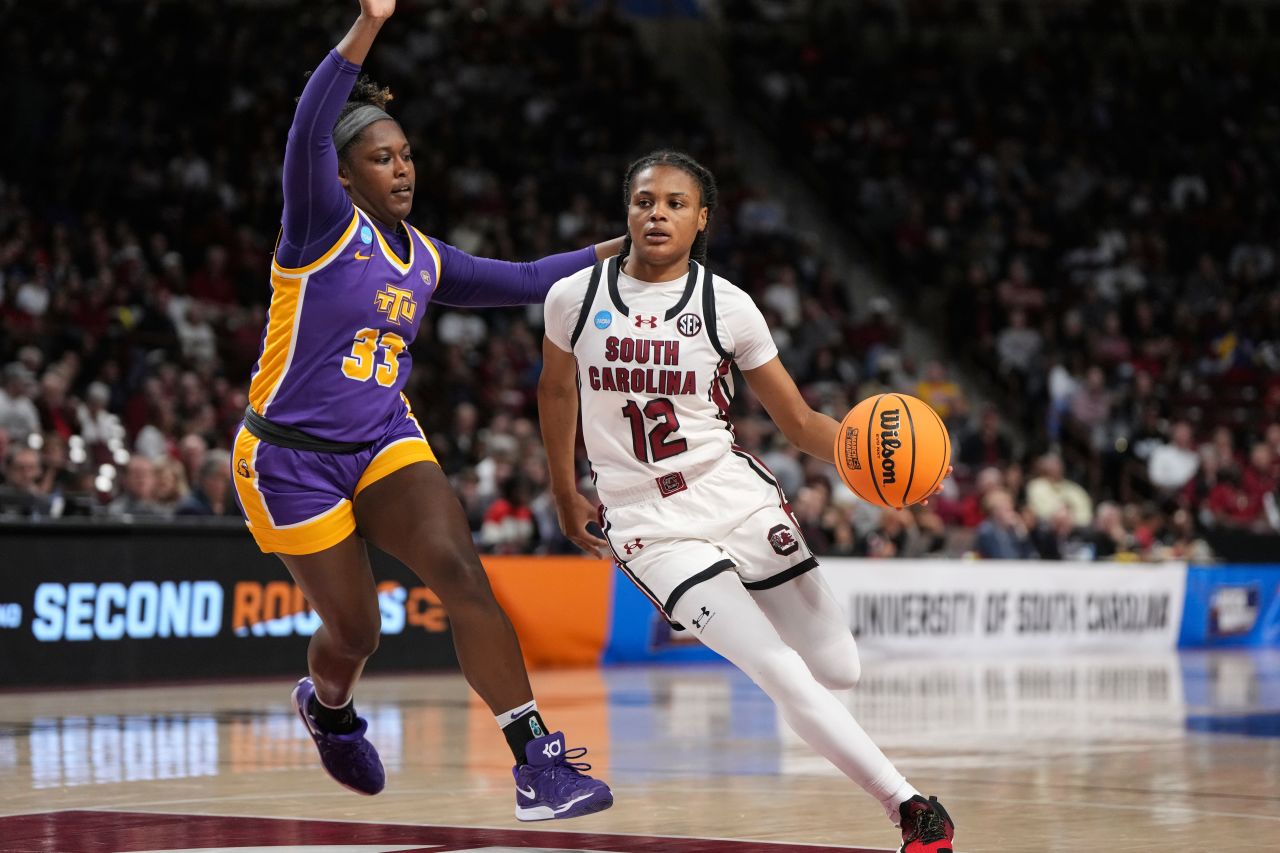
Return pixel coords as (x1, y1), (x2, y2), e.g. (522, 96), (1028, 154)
(544, 255), (778, 496)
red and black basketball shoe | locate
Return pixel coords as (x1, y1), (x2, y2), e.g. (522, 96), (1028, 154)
(898, 795), (955, 853)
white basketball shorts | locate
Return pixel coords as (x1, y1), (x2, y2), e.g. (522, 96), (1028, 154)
(599, 448), (818, 629)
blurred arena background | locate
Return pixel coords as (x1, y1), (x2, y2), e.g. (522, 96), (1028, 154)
(2, 1), (1280, 851)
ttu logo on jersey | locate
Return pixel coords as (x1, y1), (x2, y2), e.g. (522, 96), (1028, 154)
(374, 284), (418, 325)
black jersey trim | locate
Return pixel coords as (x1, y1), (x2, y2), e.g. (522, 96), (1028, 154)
(743, 556), (820, 591)
(569, 261), (606, 349)
(663, 260), (700, 320)
(701, 266), (732, 360)
(609, 257), (701, 322)
(664, 558), (735, 616)
(606, 255), (628, 316)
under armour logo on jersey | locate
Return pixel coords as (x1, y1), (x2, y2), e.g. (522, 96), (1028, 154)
(691, 606), (714, 630)
(676, 312), (703, 337)
(622, 538), (644, 555)
(768, 523), (800, 556)
(634, 315), (658, 329)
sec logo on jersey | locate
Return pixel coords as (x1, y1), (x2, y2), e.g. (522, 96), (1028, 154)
(677, 313), (702, 337)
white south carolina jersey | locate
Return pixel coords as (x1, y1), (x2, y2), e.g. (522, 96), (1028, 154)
(544, 255), (778, 504)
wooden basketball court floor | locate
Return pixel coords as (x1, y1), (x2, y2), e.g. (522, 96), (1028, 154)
(2, 651), (1278, 852)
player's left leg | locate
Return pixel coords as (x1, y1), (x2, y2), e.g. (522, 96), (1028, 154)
(672, 571), (954, 851)
(354, 460), (611, 820)
(671, 571), (917, 823)
(749, 570), (862, 690)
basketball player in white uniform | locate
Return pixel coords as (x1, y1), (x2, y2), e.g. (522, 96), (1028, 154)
(538, 151), (955, 853)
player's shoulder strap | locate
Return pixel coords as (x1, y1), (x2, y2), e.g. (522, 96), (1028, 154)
(699, 262), (732, 360)
(569, 258), (608, 349)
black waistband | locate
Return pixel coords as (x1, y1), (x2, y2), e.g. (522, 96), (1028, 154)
(242, 406), (374, 454)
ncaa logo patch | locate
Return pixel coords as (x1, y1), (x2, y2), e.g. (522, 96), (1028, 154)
(360, 225), (373, 244)
(594, 310), (612, 330)
(768, 523), (800, 556)
(677, 312), (703, 337)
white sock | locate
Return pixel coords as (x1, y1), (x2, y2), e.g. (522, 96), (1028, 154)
(883, 780), (922, 825)
(495, 700), (538, 729)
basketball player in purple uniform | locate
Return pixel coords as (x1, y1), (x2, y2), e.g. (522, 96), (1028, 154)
(231, 0), (615, 820)
(539, 151), (955, 851)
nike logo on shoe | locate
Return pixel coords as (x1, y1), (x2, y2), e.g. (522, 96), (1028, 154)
(509, 702), (536, 721)
(517, 784), (537, 800)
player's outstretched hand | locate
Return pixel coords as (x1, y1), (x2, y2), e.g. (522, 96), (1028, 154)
(554, 491), (610, 558)
(358, 0), (395, 20)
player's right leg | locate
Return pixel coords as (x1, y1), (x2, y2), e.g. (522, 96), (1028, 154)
(229, 424), (385, 794)
(278, 536), (387, 795)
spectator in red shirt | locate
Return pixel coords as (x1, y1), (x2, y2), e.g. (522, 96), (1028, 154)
(36, 370), (78, 441)
(1242, 443), (1277, 505)
(1205, 465), (1264, 530)
(480, 476), (537, 554)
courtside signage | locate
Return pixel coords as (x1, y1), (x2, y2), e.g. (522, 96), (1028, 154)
(820, 559), (1187, 654)
(0, 525), (458, 686)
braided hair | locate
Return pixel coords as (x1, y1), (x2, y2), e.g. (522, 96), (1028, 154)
(620, 150), (718, 264)
(338, 75), (395, 158)
(297, 71), (396, 160)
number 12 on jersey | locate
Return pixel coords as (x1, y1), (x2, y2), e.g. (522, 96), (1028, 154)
(621, 398), (687, 462)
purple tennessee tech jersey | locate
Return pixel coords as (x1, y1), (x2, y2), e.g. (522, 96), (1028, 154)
(247, 207), (441, 444)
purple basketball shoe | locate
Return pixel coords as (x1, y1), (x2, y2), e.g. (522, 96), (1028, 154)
(291, 676), (385, 795)
(512, 731), (613, 821)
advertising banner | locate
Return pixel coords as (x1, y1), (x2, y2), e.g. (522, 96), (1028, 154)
(1179, 564), (1280, 648)
(818, 559), (1187, 655)
(0, 523), (457, 687)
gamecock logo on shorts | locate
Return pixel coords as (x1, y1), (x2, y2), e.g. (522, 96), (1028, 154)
(768, 523), (800, 556)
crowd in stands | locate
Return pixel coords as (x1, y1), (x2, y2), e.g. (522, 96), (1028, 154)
(2, 0), (1276, 562)
(725, 0), (1280, 558)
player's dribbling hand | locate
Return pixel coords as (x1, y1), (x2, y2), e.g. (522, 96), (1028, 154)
(911, 465), (953, 509)
(554, 491), (610, 559)
(358, 0), (395, 21)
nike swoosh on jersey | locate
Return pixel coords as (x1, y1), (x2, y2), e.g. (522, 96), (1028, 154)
(354, 250), (372, 261)
(517, 784), (537, 800)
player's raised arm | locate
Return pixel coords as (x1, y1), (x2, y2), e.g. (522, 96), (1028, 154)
(279, 0), (395, 264)
(336, 0), (395, 66)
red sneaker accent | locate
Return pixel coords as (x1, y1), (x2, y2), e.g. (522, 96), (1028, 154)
(898, 795), (955, 853)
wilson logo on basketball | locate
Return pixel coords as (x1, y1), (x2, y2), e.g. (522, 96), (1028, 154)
(876, 408), (902, 485)
(676, 313), (702, 336)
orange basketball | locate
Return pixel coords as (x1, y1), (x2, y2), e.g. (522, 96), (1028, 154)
(833, 393), (951, 509)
